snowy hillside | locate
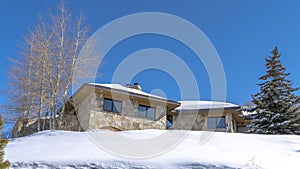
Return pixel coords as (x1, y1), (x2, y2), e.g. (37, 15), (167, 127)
(5, 130), (300, 169)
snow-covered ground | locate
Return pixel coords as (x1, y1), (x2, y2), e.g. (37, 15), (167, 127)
(5, 130), (300, 169)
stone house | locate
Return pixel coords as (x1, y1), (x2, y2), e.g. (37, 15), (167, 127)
(12, 83), (251, 137)
(66, 83), (250, 132)
(167, 101), (251, 132)
(64, 83), (180, 131)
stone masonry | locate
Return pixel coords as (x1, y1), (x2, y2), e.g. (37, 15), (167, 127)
(77, 93), (167, 131)
(12, 91), (168, 137)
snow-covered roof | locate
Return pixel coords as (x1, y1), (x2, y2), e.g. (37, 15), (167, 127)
(175, 100), (240, 111)
(88, 83), (167, 100)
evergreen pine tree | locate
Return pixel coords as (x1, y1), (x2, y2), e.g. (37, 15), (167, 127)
(249, 47), (300, 134)
(0, 116), (10, 168)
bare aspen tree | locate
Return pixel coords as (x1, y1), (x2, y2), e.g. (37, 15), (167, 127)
(24, 38), (34, 117)
(6, 34), (38, 119)
(5, 1), (98, 132)
(6, 59), (29, 116)
(59, 13), (94, 123)
(50, 4), (98, 128)
(32, 18), (54, 131)
(50, 3), (68, 129)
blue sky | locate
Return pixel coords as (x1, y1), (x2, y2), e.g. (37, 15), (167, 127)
(1, 0), (300, 106)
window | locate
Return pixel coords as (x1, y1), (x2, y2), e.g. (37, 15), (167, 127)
(138, 106), (147, 118)
(167, 115), (173, 123)
(207, 116), (226, 129)
(166, 115), (173, 128)
(138, 105), (156, 120)
(103, 98), (122, 113)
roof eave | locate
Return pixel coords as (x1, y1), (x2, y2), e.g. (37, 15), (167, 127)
(71, 83), (180, 108)
(173, 106), (241, 113)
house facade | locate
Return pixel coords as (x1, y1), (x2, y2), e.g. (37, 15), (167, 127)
(64, 83), (180, 131)
(167, 101), (251, 133)
(65, 83), (250, 133)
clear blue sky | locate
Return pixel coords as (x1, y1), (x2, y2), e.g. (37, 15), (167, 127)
(1, 0), (300, 106)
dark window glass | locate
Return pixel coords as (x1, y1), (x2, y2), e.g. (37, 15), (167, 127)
(103, 98), (122, 113)
(166, 115), (173, 128)
(103, 99), (113, 112)
(138, 106), (147, 117)
(113, 100), (122, 113)
(217, 117), (226, 128)
(207, 116), (226, 129)
(138, 105), (156, 120)
(167, 115), (173, 123)
(207, 117), (216, 129)
(147, 108), (155, 119)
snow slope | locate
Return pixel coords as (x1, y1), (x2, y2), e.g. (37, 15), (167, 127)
(5, 130), (300, 169)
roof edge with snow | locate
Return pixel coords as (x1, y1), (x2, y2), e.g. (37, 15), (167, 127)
(72, 83), (180, 105)
(174, 100), (240, 111)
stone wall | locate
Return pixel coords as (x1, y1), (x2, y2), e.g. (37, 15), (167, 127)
(76, 93), (100, 130)
(12, 118), (41, 138)
(89, 111), (166, 130)
(12, 114), (82, 138)
(192, 114), (207, 130)
(59, 114), (82, 131)
(77, 92), (167, 130)
(171, 113), (203, 130)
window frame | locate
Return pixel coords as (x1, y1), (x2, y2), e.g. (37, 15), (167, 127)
(138, 105), (156, 120)
(207, 116), (226, 129)
(103, 98), (122, 114)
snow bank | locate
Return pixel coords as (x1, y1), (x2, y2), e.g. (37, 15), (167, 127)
(5, 130), (300, 169)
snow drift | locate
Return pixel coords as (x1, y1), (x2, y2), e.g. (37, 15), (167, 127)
(5, 130), (300, 169)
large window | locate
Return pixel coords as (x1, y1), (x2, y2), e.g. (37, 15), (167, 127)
(207, 116), (226, 129)
(103, 98), (122, 113)
(138, 105), (156, 120)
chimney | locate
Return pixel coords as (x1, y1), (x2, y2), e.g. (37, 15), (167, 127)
(131, 83), (142, 91)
